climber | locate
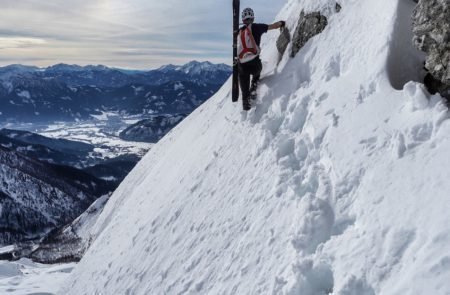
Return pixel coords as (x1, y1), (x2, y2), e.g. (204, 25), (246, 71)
(238, 7), (285, 111)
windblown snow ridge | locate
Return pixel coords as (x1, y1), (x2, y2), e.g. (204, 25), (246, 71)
(62, 0), (450, 294)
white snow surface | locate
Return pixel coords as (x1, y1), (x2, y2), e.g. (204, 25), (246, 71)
(0, 259), (74, 295)
(62, 0), (450, 294)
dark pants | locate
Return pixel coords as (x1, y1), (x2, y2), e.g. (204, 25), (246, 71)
(239, 57), (262, 108)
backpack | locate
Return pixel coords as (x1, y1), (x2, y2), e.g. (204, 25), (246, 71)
(237, 24), (260, 64)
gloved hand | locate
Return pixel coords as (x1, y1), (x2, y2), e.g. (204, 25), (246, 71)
(279, 21), (286, 28)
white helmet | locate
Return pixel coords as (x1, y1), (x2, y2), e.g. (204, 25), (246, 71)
(242, 8), (255, 21)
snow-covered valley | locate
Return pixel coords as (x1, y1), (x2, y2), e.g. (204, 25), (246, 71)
(33, 115), (153, 160)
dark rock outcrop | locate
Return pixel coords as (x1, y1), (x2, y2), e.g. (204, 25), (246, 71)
(291, 11), (328, 58)
(277, 27), (291, 61)
(277, 28), (292, 61)
(412, 0), (449, 97)
(424, 72), (450, 99)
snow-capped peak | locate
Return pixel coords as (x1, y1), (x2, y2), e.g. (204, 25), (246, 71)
(156, 61), (230, 75)
(44, 64), (114, 73)
(45, 63), (84, 72)
(178, 60), (216, 74)
(157, 64), (179, 72)
(0, 64), (39, 80)
(0, 64), (39, 72)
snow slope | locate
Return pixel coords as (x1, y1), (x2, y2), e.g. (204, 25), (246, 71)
(62, 0), (450, 294)
(0, 259), (74, 294)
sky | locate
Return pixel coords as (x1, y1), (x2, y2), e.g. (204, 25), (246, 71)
(0, 0), (285, 69)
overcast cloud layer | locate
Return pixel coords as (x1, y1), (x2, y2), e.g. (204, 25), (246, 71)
(0, 0), (285, 69)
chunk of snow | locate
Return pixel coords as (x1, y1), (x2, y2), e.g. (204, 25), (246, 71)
(174, 82), (184, 91)
(17, 90), (31, 99)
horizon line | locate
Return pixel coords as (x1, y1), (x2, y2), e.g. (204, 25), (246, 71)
(0, 59), (232, 72)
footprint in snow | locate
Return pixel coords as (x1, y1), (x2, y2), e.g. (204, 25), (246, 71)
(291, 195), (335, 255)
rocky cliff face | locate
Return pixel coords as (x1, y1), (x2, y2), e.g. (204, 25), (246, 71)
(291, 11), (328, 58)
(413, 0), (449, 93)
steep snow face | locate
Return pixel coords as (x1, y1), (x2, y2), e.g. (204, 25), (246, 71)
(62, 0), (450, 294)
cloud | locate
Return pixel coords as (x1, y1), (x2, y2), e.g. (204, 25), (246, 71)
(0, 37), (47, 49)
(0, 0), (286, 69)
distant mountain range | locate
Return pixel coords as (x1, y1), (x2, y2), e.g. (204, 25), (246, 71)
(0, 61), (231, 123)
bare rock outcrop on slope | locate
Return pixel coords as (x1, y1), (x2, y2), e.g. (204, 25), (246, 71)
(277, 27), (291, 61)
(291, 11), (328, 58)
(412, 0), (450, 97)
(280, 4), (340, 60)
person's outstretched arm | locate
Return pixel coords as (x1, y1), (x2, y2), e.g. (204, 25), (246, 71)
(268, 21), (286, 30)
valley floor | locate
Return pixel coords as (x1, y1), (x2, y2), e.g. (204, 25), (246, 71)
(4, 113), (152, 160)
